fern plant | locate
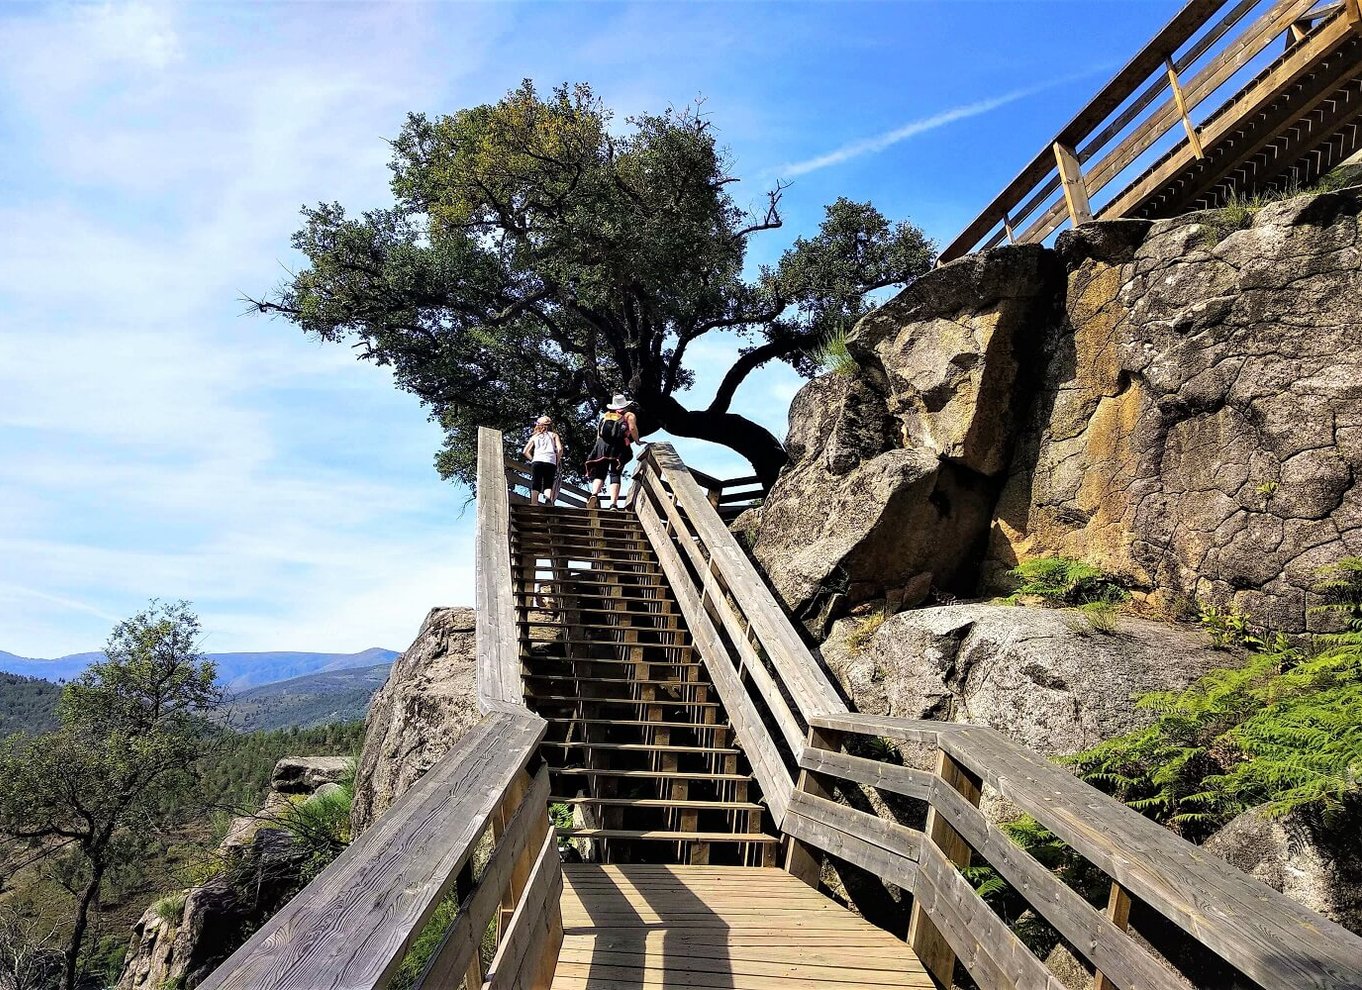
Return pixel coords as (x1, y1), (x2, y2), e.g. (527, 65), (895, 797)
(1007, 556), (1127, 607)
(1068, 625), (1362, 838)
(1311, 556), (1362, 633)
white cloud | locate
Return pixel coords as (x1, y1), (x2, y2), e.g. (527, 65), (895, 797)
(773, 70), (1104, 179)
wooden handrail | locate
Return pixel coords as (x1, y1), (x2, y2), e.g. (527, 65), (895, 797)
(477, 428), (539, 714)
(200, 711), (554, 990)
(939, 0), (1360, 260)
(795, 714), (1362, 990)
(627, 442), (849, 827)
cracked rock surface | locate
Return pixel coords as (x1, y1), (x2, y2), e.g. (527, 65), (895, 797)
(350, 606), (479, 835)
(990, 188), (1362, 632)
(750, 186), (1362, 635)
(820, 603), (1224, 757)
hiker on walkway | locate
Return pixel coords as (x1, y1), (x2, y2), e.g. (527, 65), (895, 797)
(523, 415), (563, 506)
(585, 395), (637, 510)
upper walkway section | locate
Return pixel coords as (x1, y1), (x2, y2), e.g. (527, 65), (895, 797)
(941, 0), (1362, 261)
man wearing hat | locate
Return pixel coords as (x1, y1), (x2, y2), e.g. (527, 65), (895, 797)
(584, 394), (638, 510)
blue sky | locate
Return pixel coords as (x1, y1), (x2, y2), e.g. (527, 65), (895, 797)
(0, 0), (1182, 657)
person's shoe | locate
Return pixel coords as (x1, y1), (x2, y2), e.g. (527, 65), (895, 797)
(605, 502), (617, 510)
(586, 494), (599, 510)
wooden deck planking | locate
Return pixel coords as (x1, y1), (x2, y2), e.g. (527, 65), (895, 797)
(551, 865), (934, 989)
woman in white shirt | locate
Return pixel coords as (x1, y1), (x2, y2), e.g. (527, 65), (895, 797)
(523, 416), (564, 505)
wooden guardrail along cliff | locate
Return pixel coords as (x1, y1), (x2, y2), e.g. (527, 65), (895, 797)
(940, 0), (1362, 261)
(199, 426), (1362, 990)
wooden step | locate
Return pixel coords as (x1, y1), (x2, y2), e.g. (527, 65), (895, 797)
(520, 634), (691, 650)
(524, 675), (707, 686)
(551, 767), (748, 781)
(521, 637), (692, 649)
(548, 717), (728, 730)
(519, 617), (679, 629)
(511, 517), (645, 532)
(530, 696), (722, 708)
(555, 828), (777, 844)
(518, 566), (663, 580)
(514, 579), (671, 591)
(550, 796), (763, 811)
(514, 591), (674, 605)
(524, 657), (703, 669)
(513, 539), (653, 553)
(541, 742), (740, 755)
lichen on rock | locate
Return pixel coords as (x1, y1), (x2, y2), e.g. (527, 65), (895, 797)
(350, 606), (479, 835)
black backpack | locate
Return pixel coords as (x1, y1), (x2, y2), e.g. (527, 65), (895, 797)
(599, 411), (628, 445)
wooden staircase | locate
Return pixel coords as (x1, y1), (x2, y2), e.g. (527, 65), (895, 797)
(202, 429), (1362, 990)
(510, 503), (777, 866)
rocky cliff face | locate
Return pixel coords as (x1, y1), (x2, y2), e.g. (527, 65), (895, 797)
(351, 606), (479, 834)
(822, 603), (1225, 758)
(117, 758), (348, 990)
(750, 186), (1362, 635)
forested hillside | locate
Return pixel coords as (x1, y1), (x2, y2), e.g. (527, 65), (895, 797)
(0, 673), (61, 734)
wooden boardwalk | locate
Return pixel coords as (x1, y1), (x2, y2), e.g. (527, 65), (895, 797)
(551, 864), (933, 989)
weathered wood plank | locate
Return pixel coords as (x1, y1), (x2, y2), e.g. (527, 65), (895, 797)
(788, 790), (924, 863)
(909, 750), (981, 989)
(644, 444), (846, 719)
(478, 428), (529, 714)
(913, 840), (1066, 990)
(808, 713), (952, 746)
(635, 493), (793, 823)
(781, 807), (919, 893)
(927, 775), (1181, 990)
(200, 712), (544, 990)
(414, 766), (551, 990)
(798, 747), (934, 801)
(485, 828), (562, 989)
(938, 726), (1362, 990)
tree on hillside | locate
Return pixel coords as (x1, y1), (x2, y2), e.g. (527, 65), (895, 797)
(0, 601), (222, 990)
(251, 81), (934, 486)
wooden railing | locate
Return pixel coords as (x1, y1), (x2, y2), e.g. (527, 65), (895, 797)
(788, 716), (1362, 990)
(629, 442), (849, 826)
(199, 712), (557, 990)
(629, 441), (1362, 990)
(203, 427), (561, 990)
(939, 0), (1362, 261)
(686, 465), (767, 521)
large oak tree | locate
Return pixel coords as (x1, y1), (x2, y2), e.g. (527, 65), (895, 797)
(255, 82), (933, 486)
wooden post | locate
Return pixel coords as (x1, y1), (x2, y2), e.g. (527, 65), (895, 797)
(1347, 0), (1362, 27)
(1002, 213), (1017, 244)
(495, 771), (532, 934)
(784, 726), (842, 889)
(1165, 59), (1206, 159)
(1092, 882), (1133, 990)
(1053, 142), (1094, 227)
(909, 749), (983, 990)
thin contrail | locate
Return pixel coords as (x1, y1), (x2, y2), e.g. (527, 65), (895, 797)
(775, 71), (1105, 178)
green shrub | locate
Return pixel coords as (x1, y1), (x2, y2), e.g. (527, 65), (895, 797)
(1079, 600), (1120, 635)
(281, 761), (355, 881)
(1310, 556), (1362, 633)
(152, 892), (186, 926)
(1197, 601), (1263, 651)
(812, 327), (858, 376)
(388, 895), (460, 990)
(1007, 556), (1127, 607)
(1068, 629), (1362, 837)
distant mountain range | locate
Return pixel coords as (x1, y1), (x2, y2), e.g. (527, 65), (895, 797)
(0, 647), (400, 691)
(0, 661), (394, 735)
(223, 663), (393, 732)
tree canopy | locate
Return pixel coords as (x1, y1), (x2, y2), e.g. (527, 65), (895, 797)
(0, 601), (222, 990)
(255, 81), (934, 486)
